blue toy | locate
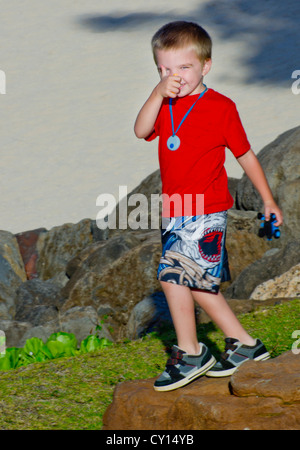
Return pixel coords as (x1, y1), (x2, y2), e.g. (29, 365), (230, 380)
(257, 212), (281, 241)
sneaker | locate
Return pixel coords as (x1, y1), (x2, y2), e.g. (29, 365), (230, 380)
(206, 337), (270, 377)
(154, 343), (216, 392)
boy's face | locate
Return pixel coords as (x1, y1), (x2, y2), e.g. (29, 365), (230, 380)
(155, 47), (211, 97)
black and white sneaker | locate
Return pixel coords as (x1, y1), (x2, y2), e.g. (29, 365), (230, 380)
(206, 337), (270, 377)
(154, 343), (216, 392)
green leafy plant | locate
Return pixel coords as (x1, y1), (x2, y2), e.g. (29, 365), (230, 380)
(0, 347), (24, 370)
(80, 335), (112, 354)
(46, 332), (78, 358)
(0, 328), (113, 372)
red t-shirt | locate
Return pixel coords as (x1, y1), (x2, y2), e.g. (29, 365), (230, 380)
(146, 88), (251, 216)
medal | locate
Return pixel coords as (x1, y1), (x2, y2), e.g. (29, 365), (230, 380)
(167, 135), (180, 151)
(167, 84), (208, 151)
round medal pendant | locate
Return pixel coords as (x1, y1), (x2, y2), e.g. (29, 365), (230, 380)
(167, 135), (180, 151)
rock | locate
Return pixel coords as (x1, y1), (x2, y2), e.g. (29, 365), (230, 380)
(126, 296), (157, 340)
(58, 305), (113, 343)
(0, 319), (32, 348)
(103, 351), (299, 430)
(225, 210), (270, 286)
(114, 169), (162, 233)
(230, 352), (300, 404)
(95, 169), (162, 240)
(126, 292), (172, 340)
(16, 320), (60, 348)
(64, 231), (141, 280)
(225, 240), (300, 299)
(3, 305), (113, 347)
(36, 219), (94, 285)
(236, 126), (300, 241)
(0, 254), (25, 320)
(14, 278), (62, 326)
(0, 231), (27, 281)
(60, 230), (162, 341)
(250, 263), (300, 300)
(15, 228), (47, 279)
(0, 231), (27, 320)
(12, 305), (111, 348)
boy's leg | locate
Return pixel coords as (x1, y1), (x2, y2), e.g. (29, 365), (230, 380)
(160, 282), (255, 348)
(191, 289), (256, 346)
(160, 281), (200, 354)
(154, 281), (216, 391)
(191, 289), (270, 377)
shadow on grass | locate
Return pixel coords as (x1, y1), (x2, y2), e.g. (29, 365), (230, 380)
(142, 291), (223, 359)
(154, 319), (222, 360)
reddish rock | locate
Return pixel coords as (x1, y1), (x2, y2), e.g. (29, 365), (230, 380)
(230, 351), (300, 403)
(103, 351), (299, 430)
(15, 228), (47, 279)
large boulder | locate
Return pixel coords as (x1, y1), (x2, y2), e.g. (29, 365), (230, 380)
(225, 240), (300, 299)
(250, 263), (300, 300)
(236, 126), (300, 241)
(36, 219), (94, 285)
(103, 351), (300, 430)
(14, 278), (62, 326)
(60, 230), (162, 341)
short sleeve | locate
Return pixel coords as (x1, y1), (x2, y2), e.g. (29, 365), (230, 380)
(145, 128), (158, 142)
(223, 102), (251, 158)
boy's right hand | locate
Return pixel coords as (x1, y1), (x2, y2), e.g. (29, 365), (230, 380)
(156, 65), (182, 99)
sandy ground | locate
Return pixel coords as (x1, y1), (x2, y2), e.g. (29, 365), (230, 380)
(0, 0), (299, 233)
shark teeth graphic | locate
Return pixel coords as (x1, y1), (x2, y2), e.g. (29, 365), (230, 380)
(198, 228), (223, 263)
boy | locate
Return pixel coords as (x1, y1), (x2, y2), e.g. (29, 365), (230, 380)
(134, 21), (283, 392)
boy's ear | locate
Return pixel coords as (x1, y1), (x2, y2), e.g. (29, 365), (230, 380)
(202, 58), (212, 76)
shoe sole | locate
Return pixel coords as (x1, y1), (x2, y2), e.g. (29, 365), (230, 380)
(206, 352), (271, 378)
(153, 355), (216, 392)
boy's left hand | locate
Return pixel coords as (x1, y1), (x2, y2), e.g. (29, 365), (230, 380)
(263, 200), (283, 226)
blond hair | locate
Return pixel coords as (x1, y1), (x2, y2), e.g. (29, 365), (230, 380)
(151, 21), (212, 64)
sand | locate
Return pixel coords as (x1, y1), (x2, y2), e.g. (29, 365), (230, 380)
(0, 0), (299, 233)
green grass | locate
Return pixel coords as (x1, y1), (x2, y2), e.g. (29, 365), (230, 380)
(0, 298), (299, 430)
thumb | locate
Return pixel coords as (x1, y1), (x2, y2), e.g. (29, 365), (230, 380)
(264, 207), (271, 221)
(160, 65), (167, 79)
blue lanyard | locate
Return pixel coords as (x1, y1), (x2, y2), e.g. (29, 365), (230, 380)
(169, 84), (208, 137)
